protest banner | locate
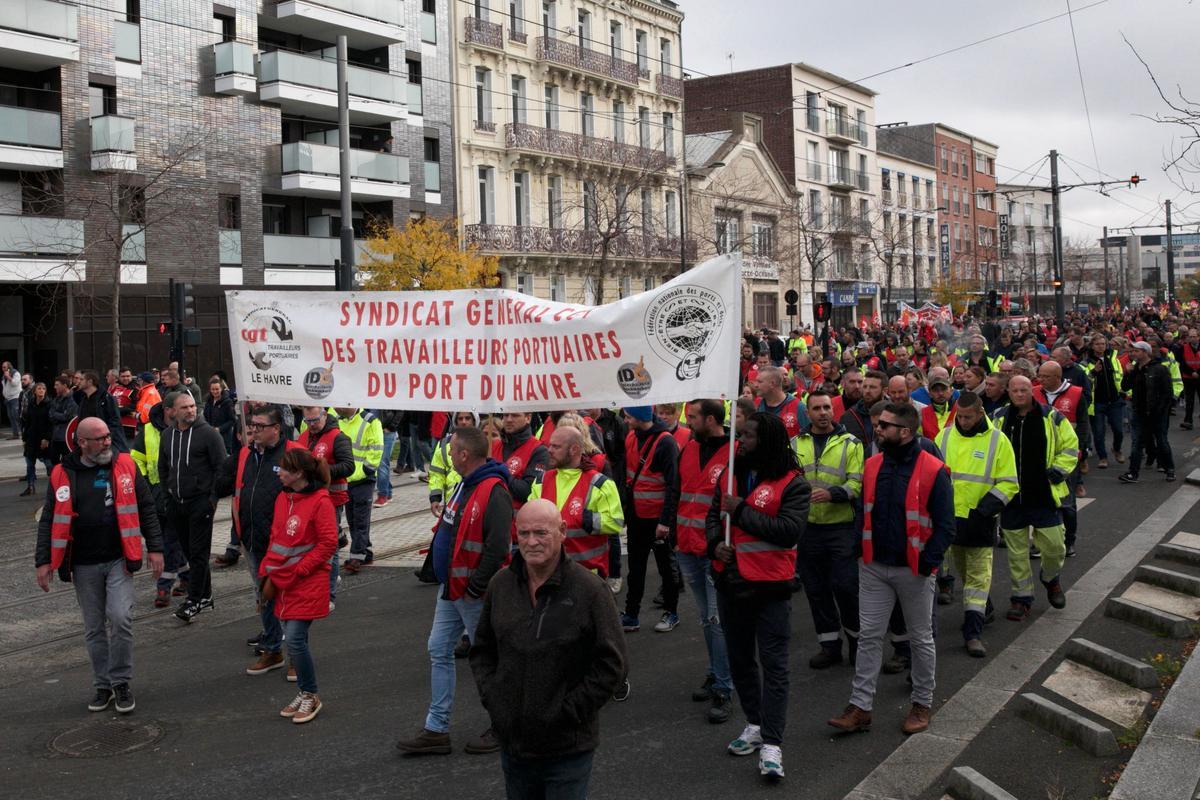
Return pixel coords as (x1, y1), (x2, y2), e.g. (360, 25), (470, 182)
(227, 254), (742, 412)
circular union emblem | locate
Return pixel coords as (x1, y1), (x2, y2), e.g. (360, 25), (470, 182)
(643, 285), (726, 381)
(304, 366), (334, 400)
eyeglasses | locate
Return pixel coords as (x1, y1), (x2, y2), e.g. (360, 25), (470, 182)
(875, 420), (907, 431)
(302, 417), (324, 426)
(79, 434), (112, 442)
(246, 422), (279, 431)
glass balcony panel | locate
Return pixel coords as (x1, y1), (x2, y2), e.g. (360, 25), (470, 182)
(0, 105), (61, 149)
(114, 20), (140, 62)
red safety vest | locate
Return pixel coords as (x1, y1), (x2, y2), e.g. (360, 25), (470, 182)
(624, 430), (671, 518)
(861, 449), (947, 576)
(920, 403), (956, 440)
(447, 476), (510, 600)
(491, 437), (541, 510)
(232, 440), (302, 539)
(1034, 384), (1084, 424)
(756, 395), (803, 438)
(49, 453), (144, 571)
(831, 395), (845, 420)
(588, 452), (607, 473)
(260, 487), (337, 621)
(712, 470), (800, 581)
(298, 426), (348, 506)
(676, 437), (732, 555)
(670, 425), (692, 449)
(538, 416), (557, 445)
(1183, 344), (1200, 372)
(541, 468), (609, 576)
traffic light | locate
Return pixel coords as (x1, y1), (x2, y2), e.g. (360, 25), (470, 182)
(157, 320), (173, 335)
(814, 301), (832, 322)
(172, 281), (195, 323)
(1052, 277), (1063, 289)
(1129, 174), (1141, 186)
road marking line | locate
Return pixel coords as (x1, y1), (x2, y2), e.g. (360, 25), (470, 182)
(844, 484), (1200, 800)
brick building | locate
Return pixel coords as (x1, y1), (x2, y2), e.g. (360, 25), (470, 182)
(0, 0), (454, 381)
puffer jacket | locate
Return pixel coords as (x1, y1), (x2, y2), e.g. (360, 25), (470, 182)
(259, 483), (337, 620)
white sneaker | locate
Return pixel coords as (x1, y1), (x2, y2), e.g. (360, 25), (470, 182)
(607, 577), (623, 594)
(727, 723), (763, 756)
(759, 744), (784, 779)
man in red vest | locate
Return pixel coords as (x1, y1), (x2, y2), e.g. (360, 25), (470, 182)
(492, 412), (549, 511)
(1177, 329), (1200, 429)
(297, 407), (355, 604)
(397, 426), (513, 758)
(829, 402), (954, 737)
(1035, 361), (1086, 555)
(35, 417), (163, 714)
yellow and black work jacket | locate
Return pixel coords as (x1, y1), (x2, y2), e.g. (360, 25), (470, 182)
(937, 416), (1018, 547)
(793, 425), (862, 527)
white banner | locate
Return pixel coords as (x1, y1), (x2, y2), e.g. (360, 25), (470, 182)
(226, 254), (742, 412)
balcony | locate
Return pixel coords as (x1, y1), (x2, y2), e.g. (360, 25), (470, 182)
(656, 73), (683, 99)
(881, 189), (892, 206)
(261, 0), (403, 48)
(258, 49), (406, 124)
(121, 224), (144, 263)
(219, 230), (242, 264)
(825, 115), (865, 145)
(535, 36), (639, 88)
(828, 165), (868, 192)
(262, 233), (371, 280)
(464, 224), (695, 262)
(0, 0), (79, 69)
(464, 17), (503, 51)
(911, 196), (922, 211)
(0, 213), (84, 282)
(278, 141), (409, 201)
(505, 123), (674, 172)
(407, 81), (422, 115)
(805, 161), (823, 182)
(420, 10), (436, 44)
(424, 161), (440, 193)
(0, 105), (62, 170)
(896, 192), (907, 208)
(114, 20), (139, 63)
(90, 115), (136, 172)
(830, 214), (870, 237)
(214, 41), (256, 95)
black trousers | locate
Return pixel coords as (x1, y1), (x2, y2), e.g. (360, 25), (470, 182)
(168, 496), (215, 603)
(796, 524), (859, 650)
(1185, 377), (1200, 424)
(718, 591), (790, 745)
(623, 515), (678, 617)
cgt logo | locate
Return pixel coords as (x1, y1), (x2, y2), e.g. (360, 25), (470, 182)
(241, 328), (269, 344)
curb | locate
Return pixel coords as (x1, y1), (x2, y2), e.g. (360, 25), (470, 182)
(1065, 637), (1159, 690)
(1156, 542), (1200, 567)
(1136, 564), (1200, 597)
(1106, 597), (1196, 638)
(1015, 692), (1119, 757)
(946, 766), (1019, 800)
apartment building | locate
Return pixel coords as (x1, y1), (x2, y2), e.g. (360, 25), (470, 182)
(876, 147), (938, 309)
(685, 63), (878, 324)
(452, 0), (686, 303)
(877, 123), (999, 289)
(0, 0), (454, 379)
(995, 183), (1057, 312)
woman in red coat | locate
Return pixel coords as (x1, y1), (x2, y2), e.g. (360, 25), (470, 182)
(259, 448), (338, 724)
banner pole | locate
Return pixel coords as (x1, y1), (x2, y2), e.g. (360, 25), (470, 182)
(725, 254), (742, 547)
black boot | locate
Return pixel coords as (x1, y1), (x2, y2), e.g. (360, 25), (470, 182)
(809, 645), (843, 670)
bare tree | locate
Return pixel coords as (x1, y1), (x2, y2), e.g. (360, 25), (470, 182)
(1126, 35), (1200, 197)
(862, 204), (916, 318)
(787, 193), (846, 321)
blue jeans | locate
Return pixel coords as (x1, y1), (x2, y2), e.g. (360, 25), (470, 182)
(246, 550), (283, 654)
(398, 423), (417, 470)
(676, 551), (732, 693)
(425, 592), (485, 733)
(24, 455), (51, 487)
(73, 559), (135, 689)
(500, 749), (594, 800)
(376, 430), (397, 498)
(1090, 400), (1125, 459)
(6, 398), (19, 436)
(284, 619), (316, 693)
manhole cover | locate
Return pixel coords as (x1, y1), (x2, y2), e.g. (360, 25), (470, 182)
(50, 719), (164, 758)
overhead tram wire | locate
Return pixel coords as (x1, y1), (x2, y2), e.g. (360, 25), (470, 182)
(1063, 0), (1104, 182)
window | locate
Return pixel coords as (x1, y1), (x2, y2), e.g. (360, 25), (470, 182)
(407, 58), (422, 113)
(540, 0), (554, 33)
(513, 171), (530, 226)
(635, 30), (648, 74)
(619, 275), (632, 298)
(550, 274), (566, 302)
(753, 293), (778, 331)
(547, 175), (562, 228)
(509, 0), (523, 35)
(975, 152), (985, 173)
(88, 82), (117, 117)
(950, 147), (958, 176)
(474, 68), (492, 127)
(926, 179), (934, 203)
(509, 75), (525, 123)
(858, 197), (869, 222)
(745, 115), (762, 143)
(856, 108), (867, 146)
(659, 38), (672, 76)
(516, 272), (533, 294)
(640, 188), (653, 231)
(477, 166), (495, 224)
(987, 157), (995, 175)
(637, 107), (650, 148)
(576, 10), (589, 48)
(952, 187), (959, 214)
(544, 85), (558, 129)
(1043, 203), (1052, 225)
(807, 141), (820, 179)
(643, 275), (655, 292)
(665, 190), (677, 236)
(857, 154), (868, 186)
(262, 204), (285, 234)
(940, 143), (948, 172)
(609, 21), (621, 59)
(126, 0), (140, 23)
(213, 11), (235, 42)
(580, 92), (594, 137)
(912, 175), (920, 199)
(953, 222), (960, 252)
(583, 180), (597, 229)
(119, 184), (145, 224)
(808, 189), (822, 225)
(806, 92), (819, 132)
(662, 112), (673, 156)
(978, 225), (987, 246)
(961, 151), (969, 175)
(716, 212), (740, 253)
(751, 218), (774, 257)
(423, 137), (440, 191)
(583, 276), (597, 305)
(218, 194), (240, 229)
(612, 101), (624, 143)
(882, 211), (892, 236)
(422, 0), (436, 43)
(881, 169), (891, 191)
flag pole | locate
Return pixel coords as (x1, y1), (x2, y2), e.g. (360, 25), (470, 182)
(725, 254), (742, 547)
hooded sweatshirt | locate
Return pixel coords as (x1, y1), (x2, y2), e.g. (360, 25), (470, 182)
(431, 458), (513, 598)
(158, 417), (228, 504)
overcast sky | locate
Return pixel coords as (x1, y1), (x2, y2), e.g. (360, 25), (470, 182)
(680, 0), (1199, 242)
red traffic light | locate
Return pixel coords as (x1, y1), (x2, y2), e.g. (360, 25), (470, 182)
(1129, 174), (1141, 186)
(814, 301), (832, 322)
(158, 320), (173, 335)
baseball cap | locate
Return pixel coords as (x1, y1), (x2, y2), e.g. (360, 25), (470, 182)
(929, 376), (951, 388)
(138, 371), (155, 383)
(1131, 341), (1152, 353)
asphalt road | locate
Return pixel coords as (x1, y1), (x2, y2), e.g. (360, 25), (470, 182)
(1, 424), (1197, 799)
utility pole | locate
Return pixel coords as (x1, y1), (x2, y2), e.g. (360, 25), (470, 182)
(1102, 225), (1110, 308)
(1050, 149), (1065, 327)
(1165, 198), (1176, 308)
(336, 34), (356, 292)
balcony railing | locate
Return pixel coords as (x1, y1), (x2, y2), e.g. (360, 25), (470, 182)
(263, 233), (370, 266)
(828, 165), (869, 192)
(258, 50), (404, 105)
(0, 214), (84, 255)
(11, 0), (78, 44)
(911, 196), (922, 210)
(114, 20), (140, 63)
(281, 141), (407, 184)
(464, 224), (695, 261)
(407, 81), (422, 115)
(420, 10), (436, 43)
(825, 115), (864, 143)
(806, 161), (823, 182)
(275, 0), (403, 27)
(505, 122), (673, 170)
(881, 189), (892, 205)
(424, 161), (440, 192)
(214, 41), (254, 77)
(121, 224), (144, 262)
(0, 105), (61, 149)
(509, 28), (527, 44)
(656, 73), (683, 98)
(897, 193), (908, 208)
(464, 17), (503, 49)
(535, 36), (639, 85)
(91, 115), (135, 153)
(830, 215), (870, 236)
(219, 229), (241, 264)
